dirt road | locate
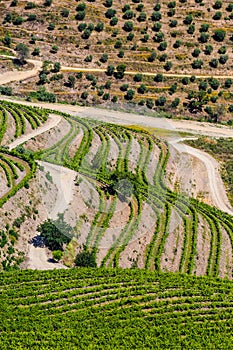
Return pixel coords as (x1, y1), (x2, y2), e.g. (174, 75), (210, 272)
(1, 96), (233, 138)
(27, 245), (67, 270)
(38, 161), (77, 220)
(170, 138), (233, 216)
(0, 56), (42, 84)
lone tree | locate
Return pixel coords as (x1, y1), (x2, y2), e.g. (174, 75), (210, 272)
(38, 215), (72, 251)
(16, 43), (29, 64)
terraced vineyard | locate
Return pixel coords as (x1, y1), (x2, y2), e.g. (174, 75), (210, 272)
(0, 100), (48, 203)
(30, 105), (233, 277)
(0, 101), (49, 269)
(1, 268), (233, 349)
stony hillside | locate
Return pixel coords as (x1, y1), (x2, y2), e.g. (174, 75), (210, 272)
(0, 0), (232, 121)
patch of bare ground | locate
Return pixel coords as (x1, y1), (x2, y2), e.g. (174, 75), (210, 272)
(118, 202), (157, 268)
(68, 127), (83, 159)
(219, 227), (232, 280)
(0, 167), (10, 196)
(2, 110), (17, 145)
(106, 136), (119, 170)
(0, 173), (46, 264)
(146, 144), (160, 184)
(84, 131), (101, 167)
(96, 198), (130, 266)
(62, 178), (101, 266)
(160, 208), (184, 273)
(193, 215), (211, 277)
(128, 138), (141, 173)
(25, 116), (70, 152)
(166, 143), (213, 206)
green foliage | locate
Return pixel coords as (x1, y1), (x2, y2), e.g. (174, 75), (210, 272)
(38, 216), (72, 251)
(75, 247), (97, 267)
(52, 250), (63, 261)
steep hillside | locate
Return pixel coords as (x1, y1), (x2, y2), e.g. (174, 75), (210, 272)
(0, 100), (232, 276)
(0, 0), (232, 120)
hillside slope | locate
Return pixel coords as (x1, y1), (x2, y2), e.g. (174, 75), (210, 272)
(0, 0), (232, 120)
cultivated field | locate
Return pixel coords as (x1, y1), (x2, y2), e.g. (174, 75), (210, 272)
(1, 268), (233, 349)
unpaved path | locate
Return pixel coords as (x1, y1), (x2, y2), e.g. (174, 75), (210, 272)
(38, 161), (77, 220)
(62, 65), (233, 80)
(8, 114), (62, 150)
(1, 96), (233, 138)
(27, 245), (67, 270)
(0, 55), (42, 84)
(26, 161), (76, 271)
(1, 55), (233, 86)
(170, 138), (233, 216)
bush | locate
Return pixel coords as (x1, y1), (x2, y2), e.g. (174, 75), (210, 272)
(184, 14), (193, 25)
(127, 32), (134, 41)
(164, 61), (172, 71)
(134, 74), (142, 82)
(146, 99), (154, 109)
(0, 86), (13, 96)
(213, 11), (222, 20)
(95, 22), (104, 32)
(158, 41), (167, 51)
(120, 84), (129, 92)
(110, 17), (118, 26)
(106, 65), (115, 76)
(224, 79), (233, 89)
(100, 53), (108, 63)
(38, 217), (72, 251)
(104, 0), (112, 7)
(76, 3), (86, 11)
(208, 78), (220, 90)
(151, 11), (162, 21)
(75, 11), (86, 20)
(123, 10), (134, 19)
(200, 23), (209, 32)
(138, 84), (147, 94)
(213, 29), (226, 42)
(75, 248), (97, 267)
(156, 96), (166, 106)
(171, 97), (180, 108)
(192, 48), (201, 57)
(169, 19), (177, 27)
(52, 250), (63, 261)
(204, 44), (213, 55)
(105, 8), (116, 18)
(219, 55), (228, 65)
(213, 0), (222, 9)
(192, 59), (203, 69)
(123, 21), (134, 32)
(137, 12), (147, 22)
(44, 0), (52, 6)
(209, 58), (218, 68)
(125, 89), (135, 100)
(154, 73), (163, 82)
(61, 8), (69, 17)
(25, 2), (36, 9)
(148, 51), (156, 62)
(187, 24), (195, 34)
(199, 33), (209, 43)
